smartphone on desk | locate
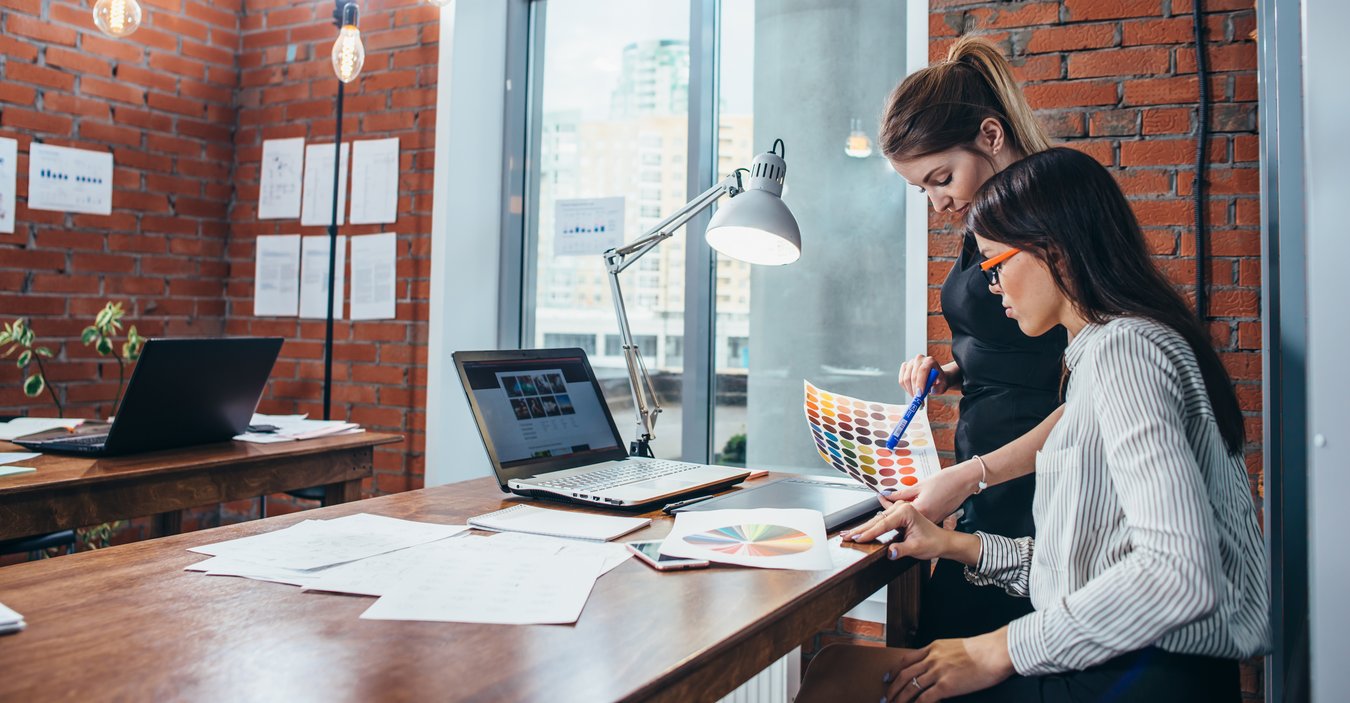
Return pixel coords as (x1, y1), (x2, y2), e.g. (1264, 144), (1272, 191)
(626, 540), (710, 572)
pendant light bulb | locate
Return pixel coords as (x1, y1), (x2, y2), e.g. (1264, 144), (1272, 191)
(93, 0), (142, 38)
(844, 118), (873, 159)
(331, 4), (365, 83)
(426, 0), (453, 6)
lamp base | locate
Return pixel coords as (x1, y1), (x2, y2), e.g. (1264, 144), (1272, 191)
(629, 438), (655, 458)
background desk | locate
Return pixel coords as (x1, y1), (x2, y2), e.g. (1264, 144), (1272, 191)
(0, 432), (402, 542)
(0, 474), (923, 702)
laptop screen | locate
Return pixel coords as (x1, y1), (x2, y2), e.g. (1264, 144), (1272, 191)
(454, 349), (629, 484)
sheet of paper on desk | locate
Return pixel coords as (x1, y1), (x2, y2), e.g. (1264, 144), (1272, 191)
(0, 417), (85, 441)
(0, 466), (36, 478)
(659, 508), (834, 571)
(803, 380), (943, 493)
(234, 419), (361, 443)
(0, 601), (25, 635)
(360, 549), (608, 625)
(189, 514), (468, 571)
(0, 453), (40, 466)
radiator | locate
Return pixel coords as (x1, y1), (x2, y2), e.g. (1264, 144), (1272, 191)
(716, 647), (800, 703)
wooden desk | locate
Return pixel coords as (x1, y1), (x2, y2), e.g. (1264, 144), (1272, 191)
(0, 432), (402, 542)
(0, 475), (924, 702)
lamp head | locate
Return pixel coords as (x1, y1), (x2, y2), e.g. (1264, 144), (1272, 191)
(705, 142), (801, 266)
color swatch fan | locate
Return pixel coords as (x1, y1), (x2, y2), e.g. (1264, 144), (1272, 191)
(803, 380), (942, 492)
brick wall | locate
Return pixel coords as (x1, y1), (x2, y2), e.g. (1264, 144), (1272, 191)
(926, 0), (1262, 698)
(223, 0), (439, 520)
(0, 0), (240, 419)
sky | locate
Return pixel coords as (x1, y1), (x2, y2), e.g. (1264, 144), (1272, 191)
(540, 0), (755, 120)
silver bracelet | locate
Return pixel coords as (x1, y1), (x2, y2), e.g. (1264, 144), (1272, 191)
(972, 454), (990, 494)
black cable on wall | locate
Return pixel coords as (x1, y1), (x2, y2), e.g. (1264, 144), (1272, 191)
(1192, 0), (1210, 320)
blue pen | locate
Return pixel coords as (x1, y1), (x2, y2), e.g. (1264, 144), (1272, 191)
(885, 368), (940, 451)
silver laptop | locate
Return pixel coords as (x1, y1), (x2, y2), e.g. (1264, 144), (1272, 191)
(453, 348), (749, 509)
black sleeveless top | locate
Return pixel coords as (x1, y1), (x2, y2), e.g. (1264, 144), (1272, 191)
(939, 234), (1066, 535)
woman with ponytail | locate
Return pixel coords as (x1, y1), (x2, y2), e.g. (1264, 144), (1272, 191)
(847, 36), (1070, 650)
(806, 148), (1268, 703)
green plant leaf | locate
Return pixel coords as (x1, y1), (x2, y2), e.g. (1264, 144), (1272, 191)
(35, 347), (53, 358)
(17, 350), (31, 367)
(96, 337), (113, 356)
(81, 327), (99, 345)
(19, 326), (34, 346)
(23, 374), (44, 398)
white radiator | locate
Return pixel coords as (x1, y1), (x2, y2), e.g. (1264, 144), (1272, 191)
(716, 647), (801, 703)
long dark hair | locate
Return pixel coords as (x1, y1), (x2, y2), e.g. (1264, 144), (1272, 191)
(880, 37), (1051, 162)
(966, 148), (1245, 456)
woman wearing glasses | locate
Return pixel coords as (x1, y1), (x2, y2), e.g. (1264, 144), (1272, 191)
(812, 148), (1269, 702)
(869, 36), (1068, 653)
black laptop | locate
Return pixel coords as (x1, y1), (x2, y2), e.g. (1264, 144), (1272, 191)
(12, 337), (283, 456)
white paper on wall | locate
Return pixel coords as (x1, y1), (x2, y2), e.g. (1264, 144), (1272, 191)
(254, 234), (301, 317)
(348, 138), (400, 225)
(0, 137), (16, 234)
(299, 235), (347, 319)
(301, 142), (350, 227)
(258, 137), (305, 220)
(349, 233), (397, 320)
(27, 143), (113, 216)
(554, 197), (625, 256)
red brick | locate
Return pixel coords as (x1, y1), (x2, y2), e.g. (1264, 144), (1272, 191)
(1026, 24), (1117, 54)
(1065, 0), (1159, 21)
(1, 107), (73, 134)
(1089, 109), (1140, 137)
(5, 62), (77, 91)
(966, 2), (1060, 30)
(45, 47), (113, 77)
(1024, 80), (1118, 109)
(1068, 47), (1171, 79)
(1143, 107), (1192, 134)
(5, 13), (78, 45)
(1122, 18), (1195, 45)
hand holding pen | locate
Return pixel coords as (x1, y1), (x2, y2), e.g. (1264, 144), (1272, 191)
(885, 368), (940, 451)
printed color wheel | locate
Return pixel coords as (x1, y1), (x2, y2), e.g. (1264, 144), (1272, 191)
(684, 524), (813, 557)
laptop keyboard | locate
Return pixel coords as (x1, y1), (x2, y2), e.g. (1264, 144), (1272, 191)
(42, 434), (107, 446)
(536, 460), (703, 492)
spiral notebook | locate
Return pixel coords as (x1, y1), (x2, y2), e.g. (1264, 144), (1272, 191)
(467, 505), (650, 542)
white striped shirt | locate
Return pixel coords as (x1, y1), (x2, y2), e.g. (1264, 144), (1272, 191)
(965, 317), (1269, 676)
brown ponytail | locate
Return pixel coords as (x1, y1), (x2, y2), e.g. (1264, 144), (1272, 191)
(880, 37), (1050, 162)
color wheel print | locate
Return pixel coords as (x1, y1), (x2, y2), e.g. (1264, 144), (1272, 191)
(683, 524), (814, 557)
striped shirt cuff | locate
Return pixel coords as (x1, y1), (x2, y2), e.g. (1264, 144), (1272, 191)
(1007, 610), (1059, 676)
(964, 532), (1032, 597)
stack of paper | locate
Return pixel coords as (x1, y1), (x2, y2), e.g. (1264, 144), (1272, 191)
(0, 418), (84, 441)
(0, 602), (25, 635)
(234, 413), (362, 444)
(467, 504), (650, 542)
(0, 452), (40, 478)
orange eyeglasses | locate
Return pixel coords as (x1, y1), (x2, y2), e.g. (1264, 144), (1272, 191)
(978, 248), (1021, 286)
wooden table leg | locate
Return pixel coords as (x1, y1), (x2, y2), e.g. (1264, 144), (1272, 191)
(886, 559), (928, 647)
(321, 478), (363, 507)
(155, 510), (183, 537)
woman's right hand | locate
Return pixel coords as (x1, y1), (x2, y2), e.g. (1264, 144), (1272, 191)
(882, 459), (981, 524)
(897, 355), (959, 397)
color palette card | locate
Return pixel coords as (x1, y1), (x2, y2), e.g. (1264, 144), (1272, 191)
(659, 508), (833, 571)
(803, 381), (942, 493)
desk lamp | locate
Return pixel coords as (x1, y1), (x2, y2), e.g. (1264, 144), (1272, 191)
(603, 139), (801, 458)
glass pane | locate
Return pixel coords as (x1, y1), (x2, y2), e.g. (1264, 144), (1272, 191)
(529, 0), (691, 459)
(713, 0), (911, 471)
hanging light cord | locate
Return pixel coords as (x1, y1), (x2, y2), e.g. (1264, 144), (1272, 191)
(1192, 0), (1210, 320)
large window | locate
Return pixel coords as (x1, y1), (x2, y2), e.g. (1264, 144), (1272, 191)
(523, 0), (913, 469)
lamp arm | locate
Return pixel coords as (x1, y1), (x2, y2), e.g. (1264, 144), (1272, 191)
(602, 173), (740, 456)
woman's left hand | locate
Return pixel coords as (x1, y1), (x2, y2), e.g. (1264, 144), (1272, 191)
(883, 629), (1015, 702)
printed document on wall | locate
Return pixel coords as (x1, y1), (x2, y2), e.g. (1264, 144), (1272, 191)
(299, 235), (347, 319)
(350, 233), (396, 320)
(554, 197), (624, 256)
(258, 137), (305, 220)
(254, 235), (301, 317)
(0, 137), (16, 234)
(301, 142), (350, 226)
(349, 138), (399, 225)
(27, 144), (113, 215)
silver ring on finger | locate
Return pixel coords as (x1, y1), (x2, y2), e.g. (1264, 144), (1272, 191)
(911, 676), (923, 691)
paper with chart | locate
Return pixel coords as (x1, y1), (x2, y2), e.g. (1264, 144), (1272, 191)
(349, 137), (399, 225)
(659, 508), (833, 571)
(360, 548), (608, 625)
(0, 417), (84, 441)
(804, 380), (942, 493)
(299, 234), (346, 319)
(253, 234), (301, 316)
(554, 197), (624, 256)
(301, 142), (350, 226)
(0, 137), (16, 233)
(189, 513), (467, 571)
(258, 137), (305, 219)
(27, 143), (113, 215)
(349, 232), (396, 320)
